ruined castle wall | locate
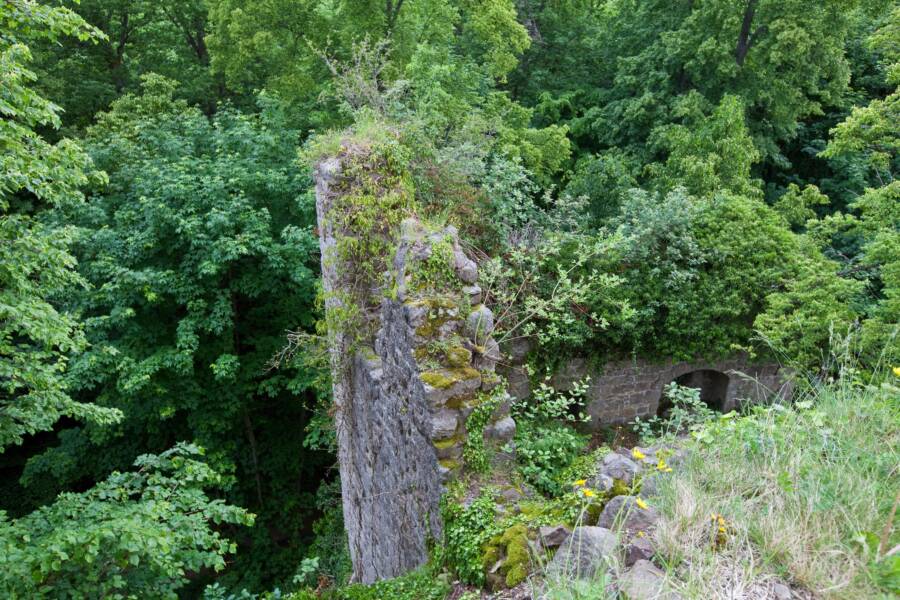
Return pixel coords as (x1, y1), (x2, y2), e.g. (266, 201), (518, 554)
(315, 152), (512, 584)
(502, 342), (793, 428)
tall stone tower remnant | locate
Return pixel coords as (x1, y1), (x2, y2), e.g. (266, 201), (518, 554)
(313, 143), (514, 583)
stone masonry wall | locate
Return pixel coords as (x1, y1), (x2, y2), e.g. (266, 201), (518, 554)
(315, 152), (513, 583)
(502, 342), (793, 428)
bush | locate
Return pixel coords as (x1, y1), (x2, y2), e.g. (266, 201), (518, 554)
(511, 378), (591, 496)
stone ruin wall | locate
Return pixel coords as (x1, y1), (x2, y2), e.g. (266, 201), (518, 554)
(315, 145), (794, 584)
(314, 154), (514, 584)
(503, 346), (794, 427)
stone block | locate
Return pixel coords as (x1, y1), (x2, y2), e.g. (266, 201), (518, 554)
(430, 409), (459, 440)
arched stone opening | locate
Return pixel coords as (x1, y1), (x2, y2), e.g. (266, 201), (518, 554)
(657, 369), (730, 416)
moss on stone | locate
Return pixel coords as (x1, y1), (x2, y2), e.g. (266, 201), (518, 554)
(433, 437), (461, 450)
(439, 458), (460, 471)
(445, 345), (472, 368)
(586, 502), (604, 524)
(481, 544), (501, 571)
(611, 478), (631, 497)
(480, 523), (532, 590)
(480, 372), (502, 389)
(421, 371), (455, 389)
(445, 392), (476, 410)
(420, 367), (480, 389)
(409, 237), (458, 292)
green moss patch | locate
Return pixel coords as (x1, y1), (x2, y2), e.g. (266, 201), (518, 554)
(481, 523), (533, 589)
(421, 367), (480, 389)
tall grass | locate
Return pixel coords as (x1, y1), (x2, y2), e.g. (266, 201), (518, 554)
(652, 372), (899, 598)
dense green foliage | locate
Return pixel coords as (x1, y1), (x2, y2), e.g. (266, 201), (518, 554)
(2, 0), (898, 596)
(0, 444), (253, 598)
(1, 0), (121, 450)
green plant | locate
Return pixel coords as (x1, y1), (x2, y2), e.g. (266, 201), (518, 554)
(408, 234), (459, 291)
(291, 557), (320, 588)
(632, 382), (720, 441)
(513, 422), (589, 497)
(510, 377), (592, 496)
(439, 488), (501, 585)
(539, 572), (616, 600)
(320, 566), (450, 600)
(0, 444), (254, 598)
(462, 388), (507, 473)
(308, 128), (416, 352)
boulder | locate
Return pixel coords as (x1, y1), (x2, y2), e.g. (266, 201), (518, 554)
(545, 526), (617, 580)
(504, 365), (531, 399)
(485, 415), (516, 442)
(473, 337), (501, 372)
(501, 487), (525, 504)
(539, 525), (571, 549)
(454, 251), (478, 284)
(639, 473), (661, 498)
(597, 495), (659, 537)
(618, 560), (682, 600)
(600, 452), (642, 486)
(507, 337), (534, 362)
(462, 284), (482, 305)
(771, 581), (792, 600)
(429, 409), (459, 440)
(587, 472), (615, 494)
(619, 446), (659, 468)
(624, 535), (654, 567)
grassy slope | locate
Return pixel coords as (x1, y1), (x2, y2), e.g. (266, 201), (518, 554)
(652, 376), (900, 599)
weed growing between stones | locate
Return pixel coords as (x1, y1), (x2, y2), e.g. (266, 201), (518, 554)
(462, 387), (506, 473)
(304, 124), (416, 357)
(508, 377), (592, 495)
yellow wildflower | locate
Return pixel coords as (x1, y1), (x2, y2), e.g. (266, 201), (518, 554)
(582, 488), (596, 498)
(636, 530), (646, 538)
(632, 448), (646, 460)
(635, 497), (649, 510)
(893, 366), (900, 377)
(573, 479), (587, 487)
(718, 526), (726, 533)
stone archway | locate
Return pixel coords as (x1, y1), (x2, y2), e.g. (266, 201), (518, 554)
(658, 369), (730, 415)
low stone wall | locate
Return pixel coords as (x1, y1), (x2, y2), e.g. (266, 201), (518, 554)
(502, 344), (794, 428)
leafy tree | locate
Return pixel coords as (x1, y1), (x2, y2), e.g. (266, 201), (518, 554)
(515, 0), (861, 164)
(773, 183), (831, 229)
(563, 150), (640, 224)
(1, 5), (252, 598)
(0, 443), (253, 599)
(1, 0), (121, 449)
(19, 75), (328, 589)
(582, 189), (853, 363)
(754, 250), (862, 371)
(645, 93), (762, 198)
(33, 0), (219, 130)
(206, 0), (529, 113)
(815, 7), (900, 364)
